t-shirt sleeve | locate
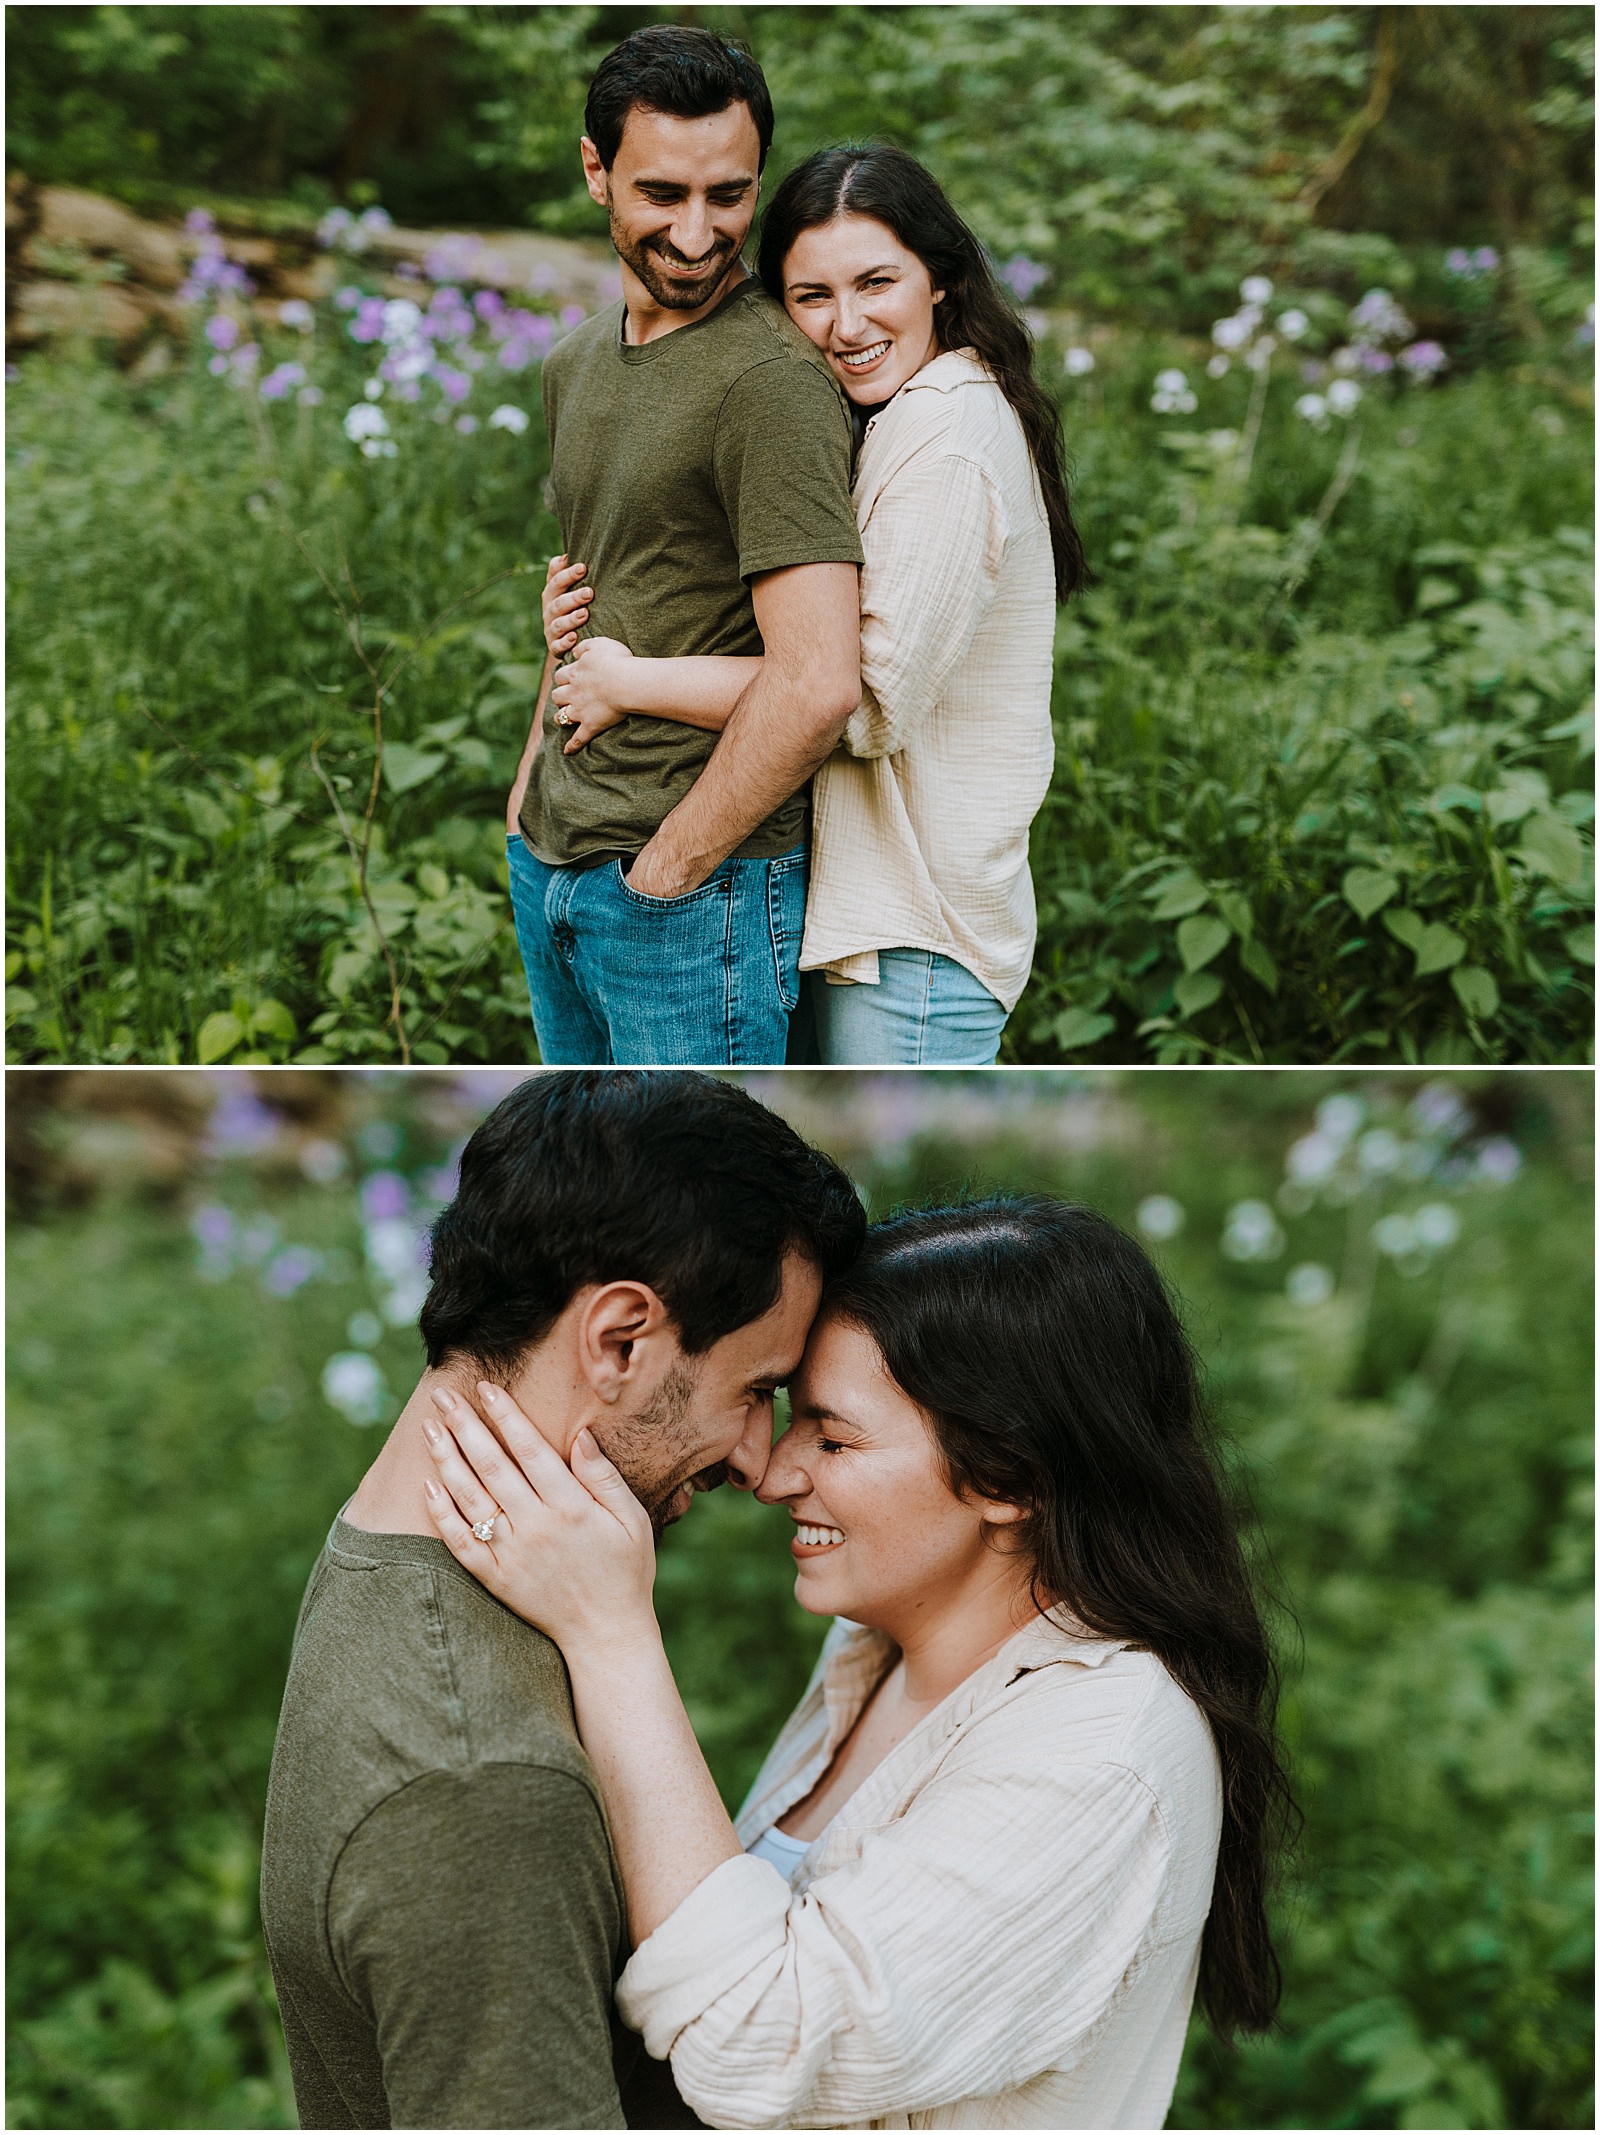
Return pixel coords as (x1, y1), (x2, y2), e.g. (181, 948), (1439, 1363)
(712, 357), (864, 582)
(329, 1762), (626, 2130)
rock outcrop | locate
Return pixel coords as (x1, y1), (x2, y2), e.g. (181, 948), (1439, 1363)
(5, 177), (615, 363)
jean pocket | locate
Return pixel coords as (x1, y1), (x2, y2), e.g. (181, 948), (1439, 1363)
(765, 850), (807, 1013)
(611, 858), (726, 912)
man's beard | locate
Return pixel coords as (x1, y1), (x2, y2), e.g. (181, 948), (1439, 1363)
(594, 1358), (728, 1537)
(608, 200), (740, 313)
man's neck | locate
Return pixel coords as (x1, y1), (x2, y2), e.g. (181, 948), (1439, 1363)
(621, 256), (748, 346)
(342, 1364), (578, 1538)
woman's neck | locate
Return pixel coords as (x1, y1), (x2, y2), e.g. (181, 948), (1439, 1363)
(873, 1557), (1043, 1709)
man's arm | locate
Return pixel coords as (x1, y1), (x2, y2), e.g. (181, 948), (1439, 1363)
(626, 561), (861, 899)
(330, 1763), (626, 2130)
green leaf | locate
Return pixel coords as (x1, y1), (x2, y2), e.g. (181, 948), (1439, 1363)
(1176, 913), (1231, 972)
(1518, 812), (1588, 888)
(1052, 1007), (1115, 1051)
(1415, 576), (1460, 612)
(327, 950), (370, 1000)
(196, 1011), (243, 1064)
(1343, 867), (1399, 920)
(249, 998), (296, 1045)
(1173, 970), (1223, 1017)
(1428, 784), (1482, 816)
(381, 745), (448, 795)
(1384, 907), (1425, 951)
(1563, 924), (1594, 966)
(1147, 868), (1210, 920)
(1414, 923), (1466, 977)
(1450, 965), (1500, 1020)
(1214, 889), (1254, 940)
(417, 863), (451, 901)
(1239, 936), (1279, 994)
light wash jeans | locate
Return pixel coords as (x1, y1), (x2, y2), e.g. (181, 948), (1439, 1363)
(806, 949), (1009, 1065)
(507, 833), (805, 1065)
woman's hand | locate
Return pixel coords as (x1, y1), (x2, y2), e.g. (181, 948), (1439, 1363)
(553, 638), (638, 753)
(542, 554), (592, 658)
(421, 1381), (658, 1655)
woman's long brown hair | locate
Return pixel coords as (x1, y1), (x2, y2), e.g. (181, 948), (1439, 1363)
(758, 143), (1089, 600)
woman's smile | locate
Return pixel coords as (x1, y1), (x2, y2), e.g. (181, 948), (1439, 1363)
(790, 1517), (846, 1555)
(834, 338), (892, 375)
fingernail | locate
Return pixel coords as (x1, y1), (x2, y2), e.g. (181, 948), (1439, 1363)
(424, 1478), (442, 1500)
(477, 1381), (502, 1406)
(432, 1387), (457, 1411)
(421, 1415), (442, 1444)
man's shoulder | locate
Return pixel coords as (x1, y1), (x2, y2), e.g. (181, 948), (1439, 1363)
(544, 302), (623, 386)
(707, 282), (847, 397)
(279, 1535), (591, 1784)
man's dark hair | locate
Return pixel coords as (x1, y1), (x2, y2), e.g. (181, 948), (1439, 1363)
(420, 1071), (863, 1376)
(584, 24), (774, 171)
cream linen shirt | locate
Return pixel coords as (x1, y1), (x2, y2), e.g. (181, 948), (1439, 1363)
(800, 350), (1058, 1013)
(617, 1609), (1223, 2131)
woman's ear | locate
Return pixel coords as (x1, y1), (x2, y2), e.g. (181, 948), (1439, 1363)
(979, 1498), (1028, 1528)
(574, 1280), (672, 1405)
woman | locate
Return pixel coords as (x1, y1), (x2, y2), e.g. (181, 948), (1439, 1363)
(539, 146), (1087, 1065)
(423, 1197), (1293, 2129)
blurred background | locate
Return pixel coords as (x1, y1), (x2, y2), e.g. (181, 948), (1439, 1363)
(5, 1065), (1593, 2129)
(5, 5), (1593, 1068)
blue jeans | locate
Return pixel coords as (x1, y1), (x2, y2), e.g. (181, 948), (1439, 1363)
(507, 834), (806, 1065)
(806, 949), (1009, 1065)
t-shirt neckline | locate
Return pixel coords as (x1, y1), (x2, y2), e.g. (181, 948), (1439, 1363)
(615, 272), (761, 362)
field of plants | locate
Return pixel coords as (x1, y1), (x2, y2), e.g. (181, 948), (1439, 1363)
(6, 1067), (1593, 2129)
(5, 6), (1595, 1067)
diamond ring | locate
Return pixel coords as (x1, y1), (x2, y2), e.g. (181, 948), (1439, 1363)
(471, 1513), (499, 1542)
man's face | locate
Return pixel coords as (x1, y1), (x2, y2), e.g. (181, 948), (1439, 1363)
(582, 103), (761, 313)
(594, 1249), (822, 1534)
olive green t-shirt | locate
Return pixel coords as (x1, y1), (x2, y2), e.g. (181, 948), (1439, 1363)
(519, 277), (863, 868)
(260, 1518), (639, 2129)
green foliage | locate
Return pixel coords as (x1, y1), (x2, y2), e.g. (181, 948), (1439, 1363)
(7, 302), (1591, 1063)
(9, 8), (1594, 335)
(5, 1071), (1593, 2128)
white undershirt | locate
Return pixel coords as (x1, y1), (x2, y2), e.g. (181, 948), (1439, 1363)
(746, 1822), (822, 1889)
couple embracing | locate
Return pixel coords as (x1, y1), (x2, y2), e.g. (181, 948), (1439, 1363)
(504, 26), (1087, 1067)
(262, 1071), (1291, 2129)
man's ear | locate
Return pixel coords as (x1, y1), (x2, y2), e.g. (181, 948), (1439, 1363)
(580, 136), (609, 210)
(575, 1280), (674, 1405)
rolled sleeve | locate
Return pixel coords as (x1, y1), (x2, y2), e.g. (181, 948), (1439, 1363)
(618, 1756), (1171, 2131)
(844, 452), (1006, 760)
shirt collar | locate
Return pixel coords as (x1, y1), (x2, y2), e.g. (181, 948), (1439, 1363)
(896, 346), (991, 396)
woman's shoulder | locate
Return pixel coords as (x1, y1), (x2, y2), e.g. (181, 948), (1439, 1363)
(975, 1627), (1221, 1806)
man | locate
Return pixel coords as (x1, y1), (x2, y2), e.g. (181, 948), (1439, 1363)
(260, 1071), (863, 2128)
(505, 26), (865, 1066)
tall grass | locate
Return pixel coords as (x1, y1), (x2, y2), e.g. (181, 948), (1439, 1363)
(5, 312), (1592, 1063)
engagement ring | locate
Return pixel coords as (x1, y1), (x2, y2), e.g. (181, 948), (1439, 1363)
(471, 1514), (499, 1542)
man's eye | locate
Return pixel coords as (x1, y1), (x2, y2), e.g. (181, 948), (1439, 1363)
(818, 1438), (846, 1455)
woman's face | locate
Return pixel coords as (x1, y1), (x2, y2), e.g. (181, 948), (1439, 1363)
(781, 213), (944, 404)
(756, 1311), (1023, 1627)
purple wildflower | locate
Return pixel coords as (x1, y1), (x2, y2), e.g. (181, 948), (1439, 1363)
(1357, 346), (1395, 373)
(205, 314), (240, 352)
(998, 254), (1049, 301)
(1472, 246), (1499, 272)
(334, 285), (362, 311)
(1398, 340), (1448, 377)
(186, 208), (217, 236)
(474, 289), (505, 322)
(361, 1171), (410, 1223)
(260, 361), (308, 401)
(1445, 248), (1472, 276)
(434, 365), (471, 404)
(263, 1246), (322, 1297)
(349, 297), (387, 344)
(559, 303), (587, 331)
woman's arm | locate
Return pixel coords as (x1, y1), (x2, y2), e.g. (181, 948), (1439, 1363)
(843, 452), (1005, 760)
(420, 1384), (741, 1944)
(541, 553), (762, 751)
